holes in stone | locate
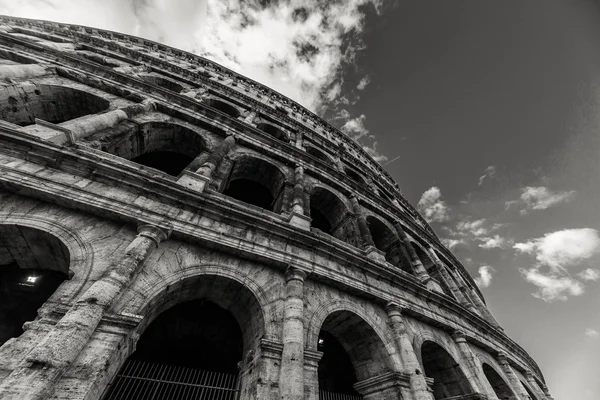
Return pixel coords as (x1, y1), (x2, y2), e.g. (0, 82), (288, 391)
(310, 207), (332, 235)
(421, 341), (474, 399)
(344, 167), (366, 186)
(131, 151), (194, 176)
(205, 98), (240, 119)
(309, 188), (350, 243)
(482, 364), (516, 400)
(306, 146), (330, 163)
(257, 122), (287, 141)
(224, 179), (275, 210)
(0, 84), (110, 126)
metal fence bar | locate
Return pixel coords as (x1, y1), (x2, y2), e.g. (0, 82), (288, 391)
(319, 390), (363, 400)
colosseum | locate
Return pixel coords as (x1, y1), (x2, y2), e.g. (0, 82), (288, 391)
(0, 15), (554, 400)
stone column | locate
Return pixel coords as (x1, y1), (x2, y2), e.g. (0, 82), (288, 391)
(304, 349), (324, 400)
(279, 267), (307, 400)
(393, 222), (440, 291)
(385, 302), (433, 400)
(294, 130), (303, 149)
(452, 331), (496, 397)
(0, 224), (170, 400)
(525, 371), (551, 400)
(350, 195), (375, 249)
(427, 249), (472, 307)
(288, 165), (311, 230)
(244, 110), (257, 124)
(497, 352), (528, 400)
(178, 134), (236, 193)
(453, 270), (500, 327)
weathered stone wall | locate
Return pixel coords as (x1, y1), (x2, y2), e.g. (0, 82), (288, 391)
(0, 15), (553, 400)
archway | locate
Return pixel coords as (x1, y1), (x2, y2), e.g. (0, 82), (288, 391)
(0, 83), (110, 126)
(103, 274), (266, 400)
(366, 216), (412, 274)
(222, 156), (286, 212)
(309, 188), (355, 245)
(96, 121), (208, 177)
(139, 74), (184, 93)
(412, 244), (454, 297)
(421, 341), (474, 399)
(306, 146), (331, 163)
(257, 122), (287, 142)
(204, 98), (240, 119)
(344, 167), (367, 186)
(318, 310), (392, 398)
(0, 225), (69, 347)
(482, 364), (517, 400)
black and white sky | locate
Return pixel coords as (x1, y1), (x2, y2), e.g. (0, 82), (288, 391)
(2, 1), (599, 398)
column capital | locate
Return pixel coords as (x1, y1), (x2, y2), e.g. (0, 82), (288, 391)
(285, 266), (308, 283)
(385, 301), (405, 318)
(137, 223), (171, 245)
(452, 330), (468, 343)
(496, 351), (509, 365)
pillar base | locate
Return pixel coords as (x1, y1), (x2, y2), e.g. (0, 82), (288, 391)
(354, 371), (411, 399)
(288, 211), (311, 231)
(177, 170), (211, 193)
(364, 245), (387, 264)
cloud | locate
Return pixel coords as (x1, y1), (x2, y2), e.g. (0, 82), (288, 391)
(474, 266), (495, 288)
(520, 268), (585, 302)
(585, 328), (600, 338)
(478, 165), (496, 186)
(506, 186), (575, 214)
(578, 268), (600, 281)
(341, 114), (369, 140)
(456, 219), (489, 237)
(357, 75), (370, 90)
(417, 187), (450, 223)
(513, 228), (600, 273)
(479, 234), (514, 249)
(441, 238), (466, 250)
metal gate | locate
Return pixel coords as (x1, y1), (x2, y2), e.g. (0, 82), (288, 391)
(102, 359), (239, 400)
(319, 390), (363, 400)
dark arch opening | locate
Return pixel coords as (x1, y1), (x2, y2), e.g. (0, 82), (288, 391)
(0, 225), (69, 347)
(97, 122), (207, 177)
(412, 244), (454, 297)
(482, 364), (516, 400)
(306, 146), (331, 163)
(521, 381), (539, 400)
(222, 156), (286, 212)
(0, 83), (110, 126)
(366, 216), (413, 274)
(344, 167), (367, 186)
(309, 188), (353, 244)
(318, 311), (391, 397)
(140, 74), (184, 93)
(421, 341), (473, 399)
(103, 300), (243, 400)
(257, 122), (287, 141)
(205, 98), (240, 119)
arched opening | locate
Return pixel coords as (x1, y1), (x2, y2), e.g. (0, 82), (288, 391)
(0, 225), (69, 347)
(205, 98), (240, 119)
(366, 216), (412, 273)
(306, 146), (331, 163)
(482, 364), (516, 400)
(103, 274), (266, 400)
(412, 244), (454, 297)
(76, 51), (121, 68)
(222, 156), (286, 212)
(318, 311), (391, 398)
(97, 122), (208, 177)
(344, 167), (367, 186)
(521, 381), (539, 400)
(140, 74), (184, 93)
(0, 83), (110, 126)
(421, 341), (474, 399)
(309, 188), (355, 245)
(256, 122), (287, 142)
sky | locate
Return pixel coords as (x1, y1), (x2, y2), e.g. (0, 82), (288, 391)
(1, 1), (599, 399)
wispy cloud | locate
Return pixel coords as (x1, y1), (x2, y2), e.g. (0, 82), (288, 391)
(341, 114), (369, 140)
(506, 186), (575, 214)
(585, 328), (599, 338)
(479, 234), (514, 249)
(474, 265), (495, 288)
(515, 228), (600, 301)
(478, 165), (496, 186)
(456, 219), (489, 237)
(441, 238), (466, 250)
(357, 75), (370, 90)
(417, 187), (450, 223)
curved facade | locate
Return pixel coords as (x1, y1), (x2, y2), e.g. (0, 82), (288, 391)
(0, 15), (553, 400)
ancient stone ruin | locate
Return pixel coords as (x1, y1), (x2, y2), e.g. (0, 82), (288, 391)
(0, 15), (553, 400)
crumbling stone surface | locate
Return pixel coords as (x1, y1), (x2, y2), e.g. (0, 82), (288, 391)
(0, 15), (553, 400)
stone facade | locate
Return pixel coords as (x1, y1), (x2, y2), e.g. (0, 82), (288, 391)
(0, 15), (553, 400)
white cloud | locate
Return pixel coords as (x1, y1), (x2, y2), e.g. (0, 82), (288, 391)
(509, 186), (575, 213)
(585, 328), (599, 338)
(478, 165), (496, 186)
(513, 228), (600, 273)
(357, 75), (370, 90)
(474, 266), (495, 288)
(441, 238), (466, 250)
(479, 235), (514, 249)
(520, 268), (585, 302)
(578, 268), (600, 281)
(341, 114), (369, 140)
(417, 187), (450, 223)
(456, 219), (489, 237)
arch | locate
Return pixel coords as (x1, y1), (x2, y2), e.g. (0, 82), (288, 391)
(222, 154), (287, 212)
(204, 98), (241, 119)
(308, 187), (354, 244)
(305, 146), (332, 163)
(411, 242), (454, 297)
(344, 167), (367, 186)
(366, 216), (412, 274)
(256, 122), (289, 142)
(421, 340), (475, 399)
(139, 74), (184, 93)
(99, 121), (209, 176)
(521, 380), (540, 400)
(482, 363), (517, 400)
(0, 224), (70, 347)
(0, 83), (110, 127)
